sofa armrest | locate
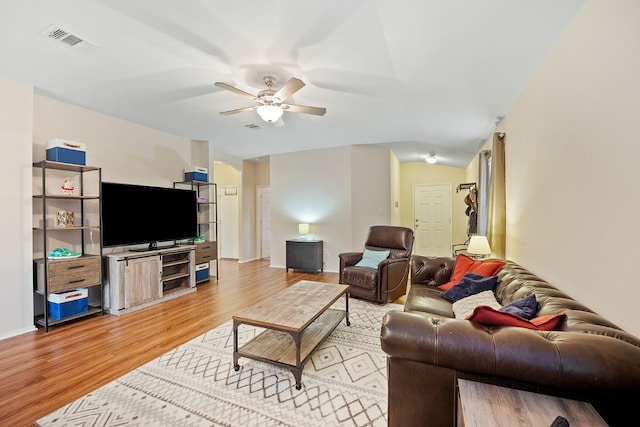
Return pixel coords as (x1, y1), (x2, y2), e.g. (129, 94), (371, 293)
(411, 255), (454, 286)
(381, 310), (640, 393)
(378, 257), (410, 294)
(339, 251), (362, 268)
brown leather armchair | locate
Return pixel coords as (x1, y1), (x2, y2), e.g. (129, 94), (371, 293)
(338, 225), (414, 303)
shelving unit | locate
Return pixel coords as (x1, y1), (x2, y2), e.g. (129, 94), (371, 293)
(32, 160), (103, 332)
(173, 180), (218, 282)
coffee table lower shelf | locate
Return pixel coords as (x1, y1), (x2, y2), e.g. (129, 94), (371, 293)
(233, 308), (349, 389)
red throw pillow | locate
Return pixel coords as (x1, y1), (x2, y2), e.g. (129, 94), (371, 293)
(466, 306), (566, 331)
(439, 254), (475, 290)
(439, 254), (505, 291)
(468, 259), (505, 277)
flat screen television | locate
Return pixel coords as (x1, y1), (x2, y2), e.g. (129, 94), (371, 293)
(101, 182), (197, 250)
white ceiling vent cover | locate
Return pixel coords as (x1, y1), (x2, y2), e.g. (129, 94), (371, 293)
(41, 25), (97, 51)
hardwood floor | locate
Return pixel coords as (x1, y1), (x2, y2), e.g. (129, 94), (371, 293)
(0, 259), (340, 427)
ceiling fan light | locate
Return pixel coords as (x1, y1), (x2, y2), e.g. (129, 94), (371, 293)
(256, 105), (283, 123)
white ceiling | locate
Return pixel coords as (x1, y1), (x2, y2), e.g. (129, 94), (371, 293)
(0, 0), (584, 167)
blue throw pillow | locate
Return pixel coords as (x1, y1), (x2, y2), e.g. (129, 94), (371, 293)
(355, 248), (390, 269)
(500, 294), (538, 320)
(462, 272), (485, 281)
(441, 274), (499, 303)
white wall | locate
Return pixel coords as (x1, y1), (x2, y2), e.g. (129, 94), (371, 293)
(270, 145), (391, 272)
(503, 0), (640, 336)
(0, 77), (36, 339)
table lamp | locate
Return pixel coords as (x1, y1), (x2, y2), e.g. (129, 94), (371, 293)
(467, 235), (491, 258)
(298, 223), (310, 240)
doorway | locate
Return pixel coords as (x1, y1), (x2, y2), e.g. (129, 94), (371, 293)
(413, 184), (452, 257)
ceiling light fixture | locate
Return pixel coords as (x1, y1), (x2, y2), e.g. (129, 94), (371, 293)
(425, 153), (437, 164)
(256, 105), (284, 123)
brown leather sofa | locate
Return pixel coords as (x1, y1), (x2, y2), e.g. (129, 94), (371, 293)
(381, 255), (640, 426)
(339, 225), (413, 303)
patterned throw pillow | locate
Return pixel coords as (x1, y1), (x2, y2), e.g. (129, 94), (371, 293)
(452, 290), (502, 320)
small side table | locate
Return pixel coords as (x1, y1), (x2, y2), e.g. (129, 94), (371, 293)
(286, 239), (323, 273)
(457, 379), (608, 427)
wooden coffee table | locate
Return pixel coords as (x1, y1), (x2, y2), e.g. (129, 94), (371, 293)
(232, 280), (350, 390)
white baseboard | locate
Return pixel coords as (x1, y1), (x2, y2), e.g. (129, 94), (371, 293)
(0, 325), (37, 342)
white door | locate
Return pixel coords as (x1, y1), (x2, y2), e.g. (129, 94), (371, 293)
(257, 186), (271, 259)
(413, 184), (452, 257)
(219, 187), (239, 259)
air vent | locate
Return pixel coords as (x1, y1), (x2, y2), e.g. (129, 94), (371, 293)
(245, 124), (261, 129)
(41, 25), (97, 51)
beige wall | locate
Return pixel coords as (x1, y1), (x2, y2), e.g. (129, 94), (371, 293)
(390, 152), (402, 225)
(214, 163), (241, 259)
(255, 160), (270, 185)
(0, 77), (35, 339)
(500, 0), (640, 336)
(33, 96), (193, 187)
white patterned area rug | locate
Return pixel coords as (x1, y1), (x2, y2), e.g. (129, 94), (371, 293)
(36, 299), (401, 427)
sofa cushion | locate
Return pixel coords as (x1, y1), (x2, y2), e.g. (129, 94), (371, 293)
(341, 266), (377, 290)
(500, 294), (537, 320)
(405, 285), (454, 317)
(438, 254), (505, 290)
(452, 290), (502, 319)
(466, 305), (566, 330)
(441, 274), (498, 303)
(355, 248), (389, 269)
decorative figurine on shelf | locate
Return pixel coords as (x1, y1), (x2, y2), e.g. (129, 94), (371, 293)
(65, 210), (74, 227)
(61, 177), (75, 196)
(56, 210), (67, 227)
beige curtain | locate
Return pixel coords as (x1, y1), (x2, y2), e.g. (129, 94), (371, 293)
(487, 133), (506, 258)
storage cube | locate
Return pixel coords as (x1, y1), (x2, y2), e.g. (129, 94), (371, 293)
(195, 263), (209, 282)
(46, 138), (87, 165)
(184, 166), (208, 182)
(48, 288), (88, 320)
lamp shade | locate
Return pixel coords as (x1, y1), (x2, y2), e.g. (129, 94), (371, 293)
(298, 223), (309, 235)
(256, 105), (283, 123)
(467, 235), (491, 255)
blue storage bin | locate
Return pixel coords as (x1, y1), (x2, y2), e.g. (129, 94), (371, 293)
(195, 263), (209, 281)
(46, 139), (86, 165)
(48, 288), (88, 320)
(184, 166), (208, 182)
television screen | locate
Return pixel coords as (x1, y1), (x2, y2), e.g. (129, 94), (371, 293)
(101, 182), (197, 248)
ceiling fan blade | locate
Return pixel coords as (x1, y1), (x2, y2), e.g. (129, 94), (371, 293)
(214, 82), (257, 99)
(219, 106), (256, 115)
(282, 103), (326, 116)
(274, 78), (305, 102)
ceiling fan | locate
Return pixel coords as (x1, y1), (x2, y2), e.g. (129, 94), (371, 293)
(214, 76), (326, 124)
